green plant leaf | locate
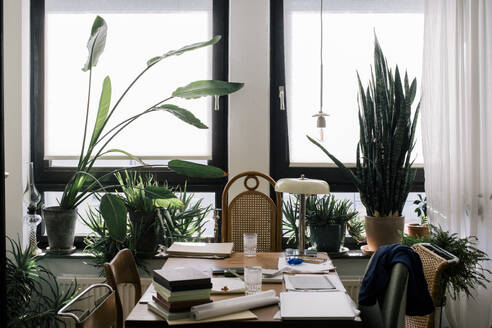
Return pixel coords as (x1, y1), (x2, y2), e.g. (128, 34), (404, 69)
(100, 194), (127, 242)
(89, 76), (111, 146)
(147, 35), (222, 66)
(144, 186), (177, 200)
(172, 80), (244, 99)
(153, 104), (208, 129)
(82, 16), (107, 72)
(154, 198), (184, 209)
(168, 160), (227, 178)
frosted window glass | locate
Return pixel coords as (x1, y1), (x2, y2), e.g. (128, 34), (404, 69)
(284, 0), (424, 166)
(44, 0), (213, 160)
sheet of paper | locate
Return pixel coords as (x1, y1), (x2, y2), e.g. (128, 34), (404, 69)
(284, 274), (346, 292)
(138, 284), (155, 304)
(285, 275), (335, 290)
(278, 257), (335, 273)
(167, 310), (257, 325)
(211, 277), (245, 294)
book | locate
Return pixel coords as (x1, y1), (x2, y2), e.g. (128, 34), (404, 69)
(147, 301), (191, 321)
(153, 281), (211, 303)
(166, 242), (234, 257)
(153, 294), (212, 313)
(153, 267), (212, 292)
(280, 292), (355, 320)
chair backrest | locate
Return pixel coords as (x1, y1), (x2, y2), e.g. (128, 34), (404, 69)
(405, 243), (454, 328)
(222, 171), (282, 252)
(104, 249), (141, 328)
(58, 283), (117, 328)
(360, 257), (409, 328)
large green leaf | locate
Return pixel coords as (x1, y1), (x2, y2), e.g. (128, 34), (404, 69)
(153, 104), (208, 129)
(172, 80), (244, 99)
(82, 16), (107, 72)
(99, 194), (127, 242)
(89, 76), (111, 146)
(144, 186), (177, 200)
(168, 160), (227, 178)
(147, 35), (222, 67)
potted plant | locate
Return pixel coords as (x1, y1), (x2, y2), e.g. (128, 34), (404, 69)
(42, 16), (243, 253)
(308, 36), (420, 251)
(408, 194), (430, 238)
(306, 195), (358, 253)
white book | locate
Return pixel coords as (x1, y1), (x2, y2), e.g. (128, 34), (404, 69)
(280, 291), (355, 320)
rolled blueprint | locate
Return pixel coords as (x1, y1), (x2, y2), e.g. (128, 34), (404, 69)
(190, 290), (279, 320)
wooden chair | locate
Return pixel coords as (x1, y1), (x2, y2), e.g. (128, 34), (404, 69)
(104, 249), (141, 328)
(222, 171), (282, 252)
(58, 283), (117, 328)
(405, 243), (458, 328)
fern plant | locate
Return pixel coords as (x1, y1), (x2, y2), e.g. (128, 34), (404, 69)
(308, 36), (419, 218)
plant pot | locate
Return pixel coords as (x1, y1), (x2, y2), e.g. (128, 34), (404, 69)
(309, 224), (342, 253)
(365, 216), (405, 251)
(407, 223), (430, 238)
(129, 210), (158, 258)
(42, 206), (77, 254)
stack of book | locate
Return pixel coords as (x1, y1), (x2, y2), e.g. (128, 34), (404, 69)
(148, 267), (213, 321)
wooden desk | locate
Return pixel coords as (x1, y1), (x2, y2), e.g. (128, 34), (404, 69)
(125, 252), (362, 327)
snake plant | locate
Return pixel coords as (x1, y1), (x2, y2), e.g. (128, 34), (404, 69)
(308, 36), (419, 218)
(60, 16), (243, 209)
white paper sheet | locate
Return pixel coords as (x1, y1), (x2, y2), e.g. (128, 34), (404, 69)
(278, 257), (335, 273)
(211, 278), (245, 294)
(190, 290), (279, 320)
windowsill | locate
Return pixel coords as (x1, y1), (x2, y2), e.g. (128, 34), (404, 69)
(38, 248), (370, 260)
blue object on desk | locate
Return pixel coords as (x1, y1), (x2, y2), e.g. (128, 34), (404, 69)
(287, 257), (303, 265)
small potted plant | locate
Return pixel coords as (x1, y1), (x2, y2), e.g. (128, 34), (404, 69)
(408, 194), (430, 238)
(43, 16), (243, 253)
(308, 36), (420, 251)
(305, 195), (358, 253)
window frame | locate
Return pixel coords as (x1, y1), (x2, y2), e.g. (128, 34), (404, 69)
(269, 0), (425, 192)
(31, 0), (229, 245)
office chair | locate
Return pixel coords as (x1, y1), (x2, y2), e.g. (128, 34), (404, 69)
(58, 283), (117, 328)
(359, 257), (409, 328)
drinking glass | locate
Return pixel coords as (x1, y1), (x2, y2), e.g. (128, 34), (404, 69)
(243, 233), (257, 257)
(244, 266), (262, 295)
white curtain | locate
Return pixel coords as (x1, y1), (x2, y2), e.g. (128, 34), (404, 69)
(422, 0), (492, 327)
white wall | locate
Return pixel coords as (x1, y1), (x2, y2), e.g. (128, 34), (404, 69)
(228, 0), (270, 197)
(3, 0), (30, 243)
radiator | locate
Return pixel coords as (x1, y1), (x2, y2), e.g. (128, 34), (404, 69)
(57, 275), (152, 327)
(341, 277), (362, 305)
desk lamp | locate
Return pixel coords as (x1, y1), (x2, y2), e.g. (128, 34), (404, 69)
(275, 175), (329, 255)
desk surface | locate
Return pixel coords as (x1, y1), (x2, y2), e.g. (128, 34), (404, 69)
(125, 252), (362, 328)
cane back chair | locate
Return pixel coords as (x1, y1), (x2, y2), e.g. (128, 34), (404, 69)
(222, 171), (282, 252)
(405, 243), (458, 328)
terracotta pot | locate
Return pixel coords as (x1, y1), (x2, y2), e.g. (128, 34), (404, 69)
(42, 206), (77, 254)
(365, 216), (405, 251)
(407, 223), (430, 238)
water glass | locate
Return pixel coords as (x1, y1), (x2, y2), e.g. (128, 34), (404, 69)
(244, 266), (262, 295)
(243, 233), (257, 257)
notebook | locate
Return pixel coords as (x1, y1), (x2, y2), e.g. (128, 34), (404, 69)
(166, 242), (234, 257)
(280, 292), (355, 320)
(284, 275), (335, 290)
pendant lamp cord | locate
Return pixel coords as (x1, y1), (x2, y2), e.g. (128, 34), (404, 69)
(320, 0), (323, 112)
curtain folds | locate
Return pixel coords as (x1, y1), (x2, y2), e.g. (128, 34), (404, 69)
(422, 0), (492, 327)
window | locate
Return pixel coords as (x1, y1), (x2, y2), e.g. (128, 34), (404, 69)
(271, 0), (425, 192)
(31, 0), (229, 241)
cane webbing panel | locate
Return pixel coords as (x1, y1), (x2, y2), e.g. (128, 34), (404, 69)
(229, 191), (275, 252)
(405, 244), (449, 328)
